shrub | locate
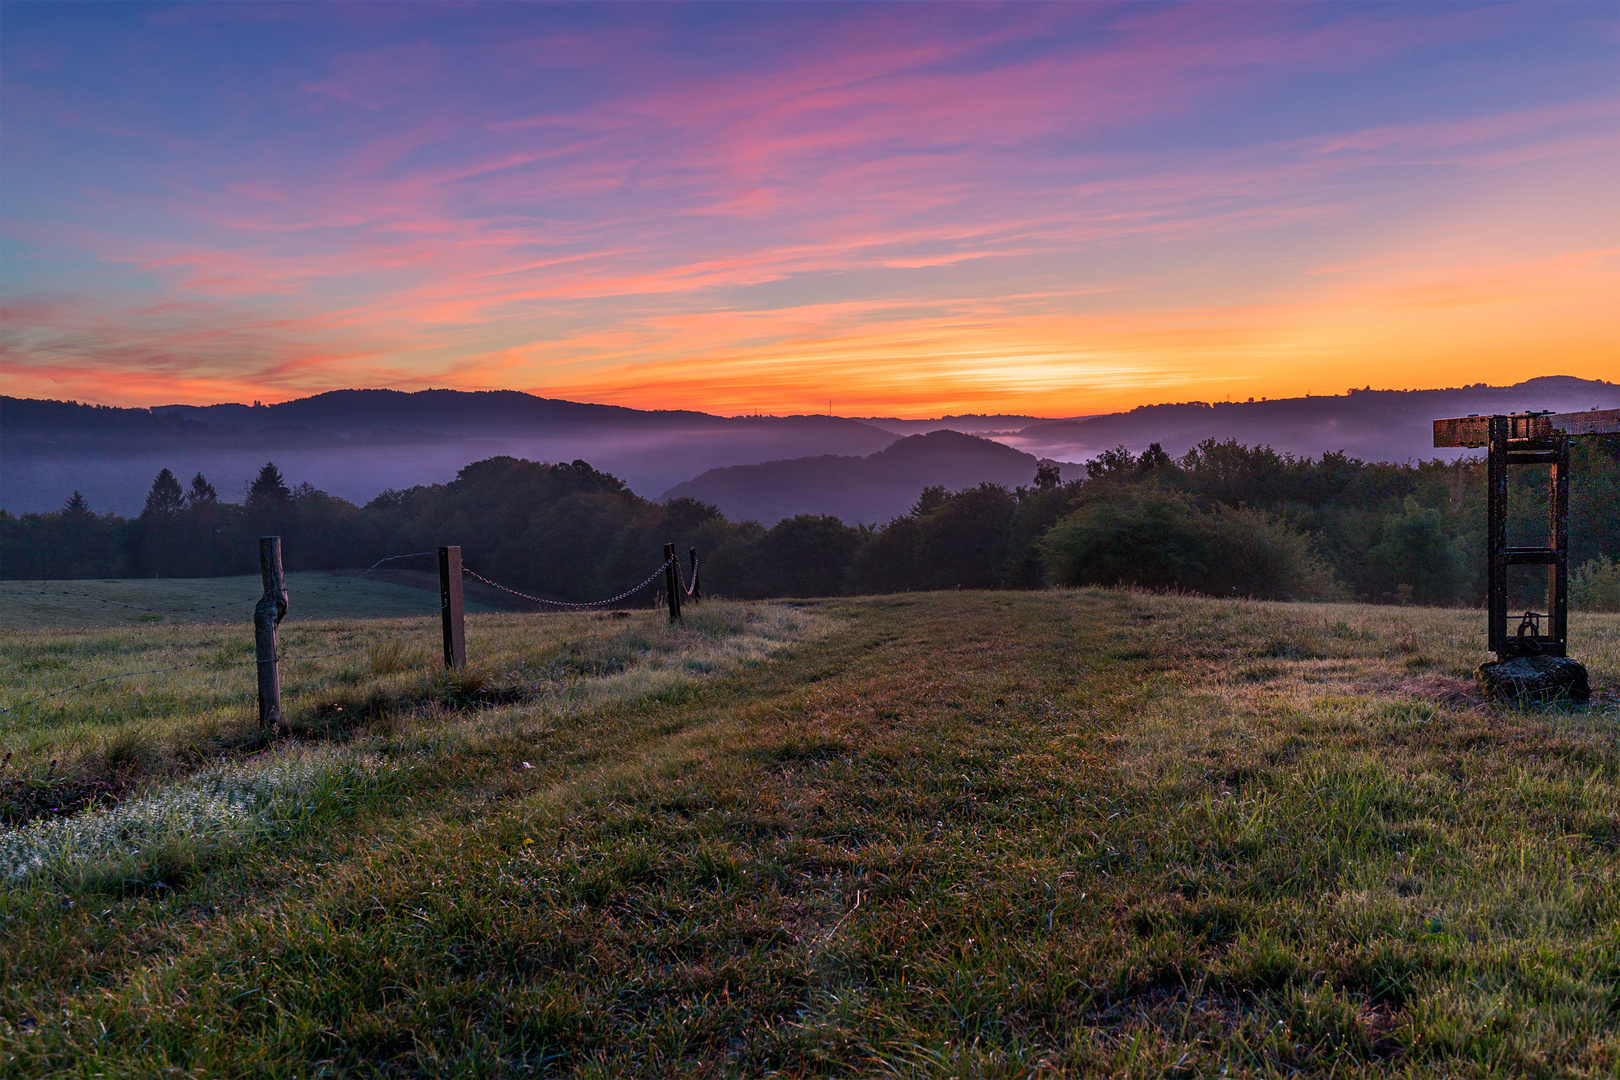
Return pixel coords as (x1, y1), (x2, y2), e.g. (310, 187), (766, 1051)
(1571, 556), (1620, 611)
(1040, 486), (1335, 600)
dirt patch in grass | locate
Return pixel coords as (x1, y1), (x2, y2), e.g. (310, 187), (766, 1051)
(0, 755), (135, 828)
(1396, 672), (1484, 707)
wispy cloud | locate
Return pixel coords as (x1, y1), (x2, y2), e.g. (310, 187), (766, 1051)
(2, 2), (1615, 411)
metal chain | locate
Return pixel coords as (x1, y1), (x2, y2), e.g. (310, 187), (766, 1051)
(463, 558), (673, 610)
(294, 551), (440, 598)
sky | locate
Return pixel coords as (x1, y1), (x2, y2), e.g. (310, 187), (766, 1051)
(1, 2), (1616, 418)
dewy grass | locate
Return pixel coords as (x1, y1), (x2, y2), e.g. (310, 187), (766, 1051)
(0, 602), (820, 782)
(1, 590), (1616, 1077)
(0, 751), (400, 886)
(0, 601), (823, 885)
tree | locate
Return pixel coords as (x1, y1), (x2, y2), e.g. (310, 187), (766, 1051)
(1136, 442), (1173, 476)
(246, 462), (291, 508)
(52, 491), (129, 577)
(1363, 497), (1463, 605)
(756, 514), (863, 597)
(1085, 446), (1138, 482)
(1034, 462), (1062, 490)
(142, 468), (186, 518)
(188, 472), (218, 505)
(911, 485), (948, 517)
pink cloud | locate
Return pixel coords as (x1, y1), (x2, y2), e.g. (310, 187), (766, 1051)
(4, 3), (1616, 412)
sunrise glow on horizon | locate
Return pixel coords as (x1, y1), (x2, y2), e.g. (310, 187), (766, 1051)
(2, 2), (1616, 417)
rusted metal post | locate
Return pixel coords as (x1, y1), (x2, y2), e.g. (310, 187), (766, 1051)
(255, 536), (287, 728)
(1487, 416), (1507, 657)
(664, 542), (681, 622)
(688, 546), (701, 602)
(1550, 437), (1570, 650)
(439, 545), (465, 669)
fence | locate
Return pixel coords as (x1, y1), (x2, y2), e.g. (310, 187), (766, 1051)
(2, 536), (702, 729)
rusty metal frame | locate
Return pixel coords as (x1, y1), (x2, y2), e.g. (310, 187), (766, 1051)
(1435, 409), (1618, 661)
(1484, 417), (1567, 658)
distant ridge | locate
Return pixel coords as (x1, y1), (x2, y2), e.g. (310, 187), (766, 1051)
(1005, 376), (1620, 464)
(3, 389), (888, 446)
(3, 377), (1615, 516)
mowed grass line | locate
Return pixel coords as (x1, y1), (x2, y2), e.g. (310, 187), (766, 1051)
(1, 592), (1617, 1077)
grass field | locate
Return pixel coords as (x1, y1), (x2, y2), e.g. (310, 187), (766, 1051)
(0, 573), (506, 631)
(1, 590), (1617, 1077)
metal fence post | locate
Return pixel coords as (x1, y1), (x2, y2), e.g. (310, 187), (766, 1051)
(439, 545), (465, 669)
(255, 535), (287, 728)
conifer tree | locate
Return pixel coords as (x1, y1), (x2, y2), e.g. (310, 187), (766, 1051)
(188, 472), (218, 505)
(247, 462), (291, 508)
(142, 468), (186, 518)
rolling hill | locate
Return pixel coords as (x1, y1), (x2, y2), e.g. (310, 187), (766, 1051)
(5, 377), (1615, 518)
(660, 429), (1041, 525)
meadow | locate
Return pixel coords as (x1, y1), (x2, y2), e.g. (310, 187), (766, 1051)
(1, 588), (1616, 1077)
(0, 572), (507, 632)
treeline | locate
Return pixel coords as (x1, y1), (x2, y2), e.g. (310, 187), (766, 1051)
(4, 439), (1619, 608)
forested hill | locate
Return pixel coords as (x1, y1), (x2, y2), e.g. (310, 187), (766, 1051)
(6, 437), (1617, 611)
(660, 430), (1041, 526)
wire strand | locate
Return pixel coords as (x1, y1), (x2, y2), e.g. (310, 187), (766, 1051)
(1, 551), (448, 713)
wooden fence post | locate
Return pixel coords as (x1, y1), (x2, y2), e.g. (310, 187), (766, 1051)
(688, 547), (701, 602)
(439, 545), (465, 669)
(255, 535), (287, 728)
(664, 542), (681, 622)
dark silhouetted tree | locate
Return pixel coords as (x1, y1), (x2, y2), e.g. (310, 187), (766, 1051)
(188, 472), (218, 505)
(247, 462), (291, 508)
(142, 468), (186, 518)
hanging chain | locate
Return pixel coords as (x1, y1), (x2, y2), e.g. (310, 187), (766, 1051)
(462, 557), (674, 610)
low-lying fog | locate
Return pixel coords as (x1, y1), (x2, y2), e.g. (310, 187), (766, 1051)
(3, 430), (903, 516)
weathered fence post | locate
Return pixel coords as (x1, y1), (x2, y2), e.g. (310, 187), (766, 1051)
(688, 546), (701, 602)
(664, 542), (682, 622)
(439, 545), (465, 669)
(255, 535), (288, 728)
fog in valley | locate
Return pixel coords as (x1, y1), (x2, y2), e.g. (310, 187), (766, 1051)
(4, 377), (1616, 524)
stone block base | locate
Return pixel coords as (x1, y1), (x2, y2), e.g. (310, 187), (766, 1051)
(1477, 656), (1591, 703)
